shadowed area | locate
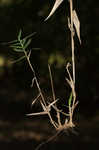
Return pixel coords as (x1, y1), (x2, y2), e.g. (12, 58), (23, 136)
(0, 0), (99, 150)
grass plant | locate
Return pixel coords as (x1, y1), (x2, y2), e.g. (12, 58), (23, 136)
(9, 0), (81, 149)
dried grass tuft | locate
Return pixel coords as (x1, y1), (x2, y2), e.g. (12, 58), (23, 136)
(26, 0), (81, 132)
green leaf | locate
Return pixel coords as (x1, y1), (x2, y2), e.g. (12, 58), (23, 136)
(11, 55), (26, 64)
(10, 42), (20, 46)
(68, 92), (72, 106)
(10, 30), (35, 53)
(22, 38), (27, 46)
(1, 40), (18, 45)
(18, 29), (22, 41)
(23, 32), (36, 40)
(10, 45), (22, 49)
(12, 48), (24, 52)
(24, 39), (32, 50)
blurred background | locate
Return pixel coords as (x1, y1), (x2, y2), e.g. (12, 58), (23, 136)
(0, 0), (99, 150)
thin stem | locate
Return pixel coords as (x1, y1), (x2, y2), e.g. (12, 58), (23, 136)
(69, 0), (75, 85)
(48, 64), (61, 126)
(48, 64), (56, 102)
(68, 0), (76, 124)
(24, 50), (47, 106)
(24, 50), (36, 77)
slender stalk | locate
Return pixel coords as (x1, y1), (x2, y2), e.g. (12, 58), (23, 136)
(48, 64), (61, 126)
(48, 64), (56, 102)
(69, 0), (75, 85)
(23, 50), (47, 106)
(69, 0), (76, 124)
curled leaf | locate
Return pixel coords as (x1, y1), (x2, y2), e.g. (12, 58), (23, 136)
(45, 0), (64, 21)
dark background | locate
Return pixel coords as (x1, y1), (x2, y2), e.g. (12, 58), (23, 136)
(0, 0), (99, 150)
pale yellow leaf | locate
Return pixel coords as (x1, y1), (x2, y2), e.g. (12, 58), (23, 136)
(73, 10), (81, 44)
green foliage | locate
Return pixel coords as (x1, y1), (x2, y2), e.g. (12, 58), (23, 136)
(10, 30), (36, 53)
(68, 92), (72, 106)
(9, 30), (36, 63)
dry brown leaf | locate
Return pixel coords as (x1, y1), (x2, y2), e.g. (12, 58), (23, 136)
(45, 0), (64, 21)
(73, 10), (81, 44)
